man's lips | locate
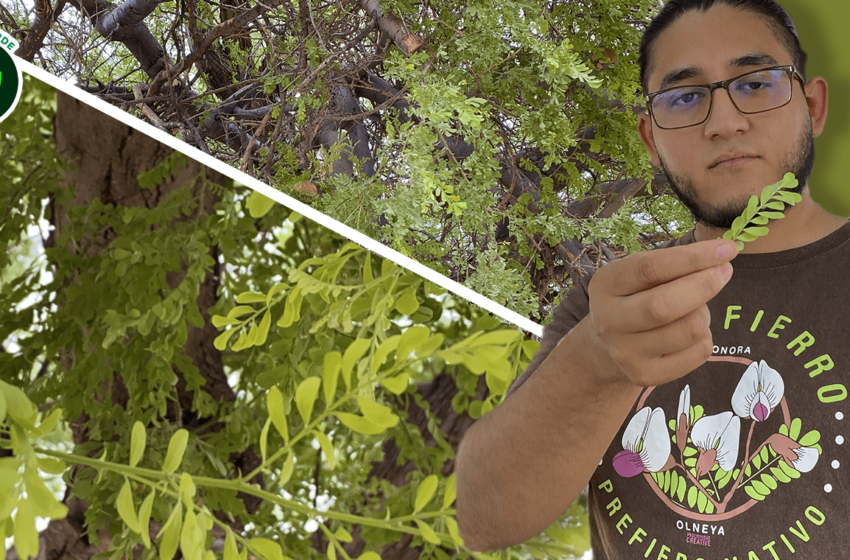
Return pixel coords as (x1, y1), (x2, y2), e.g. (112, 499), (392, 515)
(709, 154), (759, 169)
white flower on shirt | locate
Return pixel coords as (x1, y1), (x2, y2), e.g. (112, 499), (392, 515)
(613, 407), (671, 478)
(690, 411), (741, 477)
(732, 360), (785, 422)
(767, 433), (820, 473)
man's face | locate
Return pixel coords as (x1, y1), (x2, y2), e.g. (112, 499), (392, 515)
(638, 5), (821, 229)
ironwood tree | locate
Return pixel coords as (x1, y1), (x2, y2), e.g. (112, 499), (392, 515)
(4, 0), (693, 321)
(0, 76), (588, 560)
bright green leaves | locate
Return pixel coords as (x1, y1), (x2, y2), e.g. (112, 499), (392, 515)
(117, 478), (143, 534)
(295, 377), (322, 425)
(442, 473), (457, 509)
(13, 499), (38, 560)
(163, 429), (190, 474)
(130, 421), (146, 468)
(314, 431), (336, 469)
(414, 474), (439, 512)
(213, 281), (291, 352)
(323, 352), (342, 405)
(394, 287), (420, 315)
(180, 507), (205, 560)
(721, 173), (802, 250)
(267, 386), (289, 443)
(224, 528), (240, 560)
(158, 501), (183, 560)
(0, 380), (36, 424)
(414, 520), (441, 545)
(23, 469), (67, 519)
(246, 190), (277, 218)
(138, 491), (155, 548)
(248, 538), (285, 560)
(342, 339), (370, 391)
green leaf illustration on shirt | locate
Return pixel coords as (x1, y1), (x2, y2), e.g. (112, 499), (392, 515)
(720, 172), (802, 250)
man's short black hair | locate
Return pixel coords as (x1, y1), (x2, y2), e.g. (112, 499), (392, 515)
(638, 0), (808, 94)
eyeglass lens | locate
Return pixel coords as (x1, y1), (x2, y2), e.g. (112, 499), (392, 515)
(651, 69), (793, 129)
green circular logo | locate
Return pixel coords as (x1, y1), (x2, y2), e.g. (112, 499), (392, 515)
(0, 29), (22, 123)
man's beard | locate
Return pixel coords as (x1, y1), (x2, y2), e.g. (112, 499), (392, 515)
(657, 120), (815, 230)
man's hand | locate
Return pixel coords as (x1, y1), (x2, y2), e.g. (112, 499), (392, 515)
(582, 238), (738, 388)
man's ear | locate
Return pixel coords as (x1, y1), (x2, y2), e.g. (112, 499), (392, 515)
(637, 113), (662, 166)
(804, 76), (828, 138)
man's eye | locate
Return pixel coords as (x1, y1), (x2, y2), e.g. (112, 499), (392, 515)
(736, 81), (771, 92)
(668, 90), (704, 108)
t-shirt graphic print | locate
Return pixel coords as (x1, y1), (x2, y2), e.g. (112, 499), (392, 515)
(588, 224), (850, 560)
(507, 222), (850, 560)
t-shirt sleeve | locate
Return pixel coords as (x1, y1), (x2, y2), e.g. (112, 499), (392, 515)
(504, 230), (697, 400)
(504, 271), (594, 399)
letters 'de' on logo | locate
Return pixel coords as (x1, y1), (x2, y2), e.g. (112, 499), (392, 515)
(0, 29), (22, 123)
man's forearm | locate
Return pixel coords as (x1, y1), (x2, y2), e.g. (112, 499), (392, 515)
(455, 319), (642, 552)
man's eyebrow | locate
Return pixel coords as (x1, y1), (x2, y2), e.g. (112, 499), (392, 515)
(656, 53), (781, 91)
(729, 52), (780, 68)
(659, 66), (703, 91)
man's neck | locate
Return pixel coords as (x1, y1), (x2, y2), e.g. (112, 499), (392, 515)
(693, 189), (849, 253)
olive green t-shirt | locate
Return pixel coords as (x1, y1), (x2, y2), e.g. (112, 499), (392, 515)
(506, 221), (850, 560)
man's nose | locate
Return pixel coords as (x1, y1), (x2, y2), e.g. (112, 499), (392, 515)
(703, 88), (750, 139)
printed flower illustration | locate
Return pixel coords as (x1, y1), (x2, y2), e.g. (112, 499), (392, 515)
(732, 360), (785, 422)
(613, 407), (671, 478)
(767, 433), (820, 473)
(690, 411), (741, 477)
(676, 385), (691, 453)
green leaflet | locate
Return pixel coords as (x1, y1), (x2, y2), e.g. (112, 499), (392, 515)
(313, 430), (336, 469)
(259, 417), (271, 462)
(130, 421), (146, 468)
(414, 474), (439, 512)
(267, 387), (289, 443)
(414, 520), (441, 545)
(445, 516), (463, 547)
(334, 527), (353, 543)
(163, 429), (190, 475)
(117, 479), (142, 534)
(280, 452), (295, 485)
(720, 173), (801, 250)
(180, 507), (204, 560)
(14, 499), (38, 560)
(246, 190), (276, 218)
(335, 412), (385, 435)
(342, 339), (371, 390)
(248, 538), (284, 560)
(224, 528), (240, 560)
(139, 491), (155, 548)
(158, 500), (183, 560)
(322, 352), (342, 406)
(380, 372), (409, 394)
(295, 377), (321, 425)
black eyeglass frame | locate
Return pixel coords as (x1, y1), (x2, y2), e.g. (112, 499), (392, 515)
(645, 65), (807, 130)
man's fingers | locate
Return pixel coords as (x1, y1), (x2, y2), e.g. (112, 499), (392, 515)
(608, 239), (738, 297)
(611, 262), (731, 333)
(643, 336), (715, 387)
(628, 305), (712, 362)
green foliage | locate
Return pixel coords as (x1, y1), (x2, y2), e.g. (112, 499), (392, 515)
(15, 0), (674, 322)
(0, 77), (586, 559)
(721, 173), (803, 250)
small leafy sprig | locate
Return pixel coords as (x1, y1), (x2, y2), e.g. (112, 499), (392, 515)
(720, 172), (802, 250)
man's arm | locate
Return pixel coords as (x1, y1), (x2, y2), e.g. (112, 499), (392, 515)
(455, 238), (738, 552)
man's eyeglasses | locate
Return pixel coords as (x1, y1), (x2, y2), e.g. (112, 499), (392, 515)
(646, 65), (807, 130)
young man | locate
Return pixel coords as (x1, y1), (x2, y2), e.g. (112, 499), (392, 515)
(455, 1), (850, 558)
